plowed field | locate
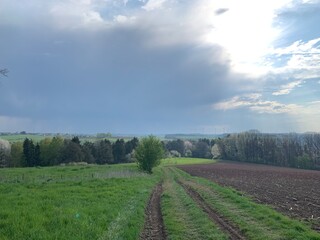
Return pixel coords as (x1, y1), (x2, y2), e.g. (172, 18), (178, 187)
(178, 161), (320, 231)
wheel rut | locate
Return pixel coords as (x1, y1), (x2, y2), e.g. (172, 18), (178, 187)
(140, 182), (167, 240)
(177, 180), (246, 240)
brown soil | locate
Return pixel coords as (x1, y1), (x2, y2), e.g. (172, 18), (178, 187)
(140, 183), (167, 240)
(178, 161), (320, 231)
(177, 180), (246, 240)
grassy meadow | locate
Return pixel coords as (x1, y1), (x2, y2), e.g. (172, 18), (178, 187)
(161, 157), (215, 166)
(1, 158), (319, 239)
(0, 164), (159, 240)
(0, 134), (48, 143)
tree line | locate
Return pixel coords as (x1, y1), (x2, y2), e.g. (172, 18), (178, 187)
(215, 132), (320, 170)
(4, 132), (319, 170)
(0, 136), (215, 168)
(164, 138), (215, 159)
(0, 137), (139, 168)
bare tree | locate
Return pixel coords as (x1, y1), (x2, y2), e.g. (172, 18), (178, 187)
(0, 68), (8, 77)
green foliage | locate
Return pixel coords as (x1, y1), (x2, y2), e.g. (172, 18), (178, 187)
(23, 138), (36, 167)
(94, 140), (113, 164)
(295, 154), (312, 169)
(46, 137), (64, 166)
(60, 140), (84, 163)
(217, 132), (320, 170)
(164, 139), (214, 160)
(112, 139), (126, 163)
(135, 136), (164, 173)
(166, 139), (185, 156)
(0, 159), (319, 239)
(192, 141), (212, 158)
(9, 142), (23, 167)
(125, 137), (139, 155)
(5, 135), (140, 168)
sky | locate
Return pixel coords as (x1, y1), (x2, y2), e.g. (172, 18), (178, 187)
(0, 0), (320, 134)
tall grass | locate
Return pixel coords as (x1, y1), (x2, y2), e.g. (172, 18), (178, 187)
(0, 164), (160, 240)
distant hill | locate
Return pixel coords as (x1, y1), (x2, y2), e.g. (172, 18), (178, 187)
(164, 133), (225, 140)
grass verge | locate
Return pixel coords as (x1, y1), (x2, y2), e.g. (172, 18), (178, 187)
(160, 167), (228, 240)
(171, 167), (320, 240)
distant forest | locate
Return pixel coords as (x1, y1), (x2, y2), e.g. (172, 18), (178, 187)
(216, 132), (320, 170)
(0, 136), (214, 168)
(1, 132), (320, 170)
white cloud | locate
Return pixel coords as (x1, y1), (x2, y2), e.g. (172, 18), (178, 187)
(214, 94), (320, 132)
(309, 100), (320, 105)
(214, 94), (299, 114)
(113, 15), (127, 23)
(198, 0), (294, 76)
(270, 38), (320, 78)
(272, 80), (303, 96)
(49, 1), (105, 29)
(142, 0), (168, 11)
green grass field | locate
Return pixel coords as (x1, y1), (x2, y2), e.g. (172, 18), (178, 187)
(0, 134), (48, 143)
(0, 164), (159, 240)
(161, 157), (215, 166)
(0, 158), (319, 239)
(0, 134), (134, 143)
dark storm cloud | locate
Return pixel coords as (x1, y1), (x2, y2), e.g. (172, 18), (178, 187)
(0, 22), (246, 133)
(4, 0), (318, 134)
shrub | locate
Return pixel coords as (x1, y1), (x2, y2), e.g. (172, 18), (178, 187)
(135, 136), (164, 173)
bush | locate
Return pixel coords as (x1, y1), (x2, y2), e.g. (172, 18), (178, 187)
(169, 150), (181, 158)
(135, 136), (164, 173)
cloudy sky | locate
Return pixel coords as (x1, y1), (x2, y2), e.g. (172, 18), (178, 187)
(0, 0), (320, 134)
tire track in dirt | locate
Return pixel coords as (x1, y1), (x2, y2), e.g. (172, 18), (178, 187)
(178, 162), (320, 231)
(140, 182), (167, 240)
(177, 180), (246, 240)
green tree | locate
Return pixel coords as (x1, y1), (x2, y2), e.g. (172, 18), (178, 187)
(49, 137), (64, 165)
(135, 136), (164, 173)
(60, 139), (84, 163)
(95, 140), (113, 164)
(82, 141), (96, 164)
(113, 139), (126, 163)
(125, 137), (139, 154)
(34, 143), (41, 166)
(192, 140), (211, 159)
(10, 142), (24, 167)
(39, 138), (52, 166)
(71, 136), (81, 145)
(166, 139), (185, 156)
(23, 138), (36, 167)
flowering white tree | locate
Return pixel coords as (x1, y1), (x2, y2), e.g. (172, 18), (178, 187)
(0, 139), (11, 167)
